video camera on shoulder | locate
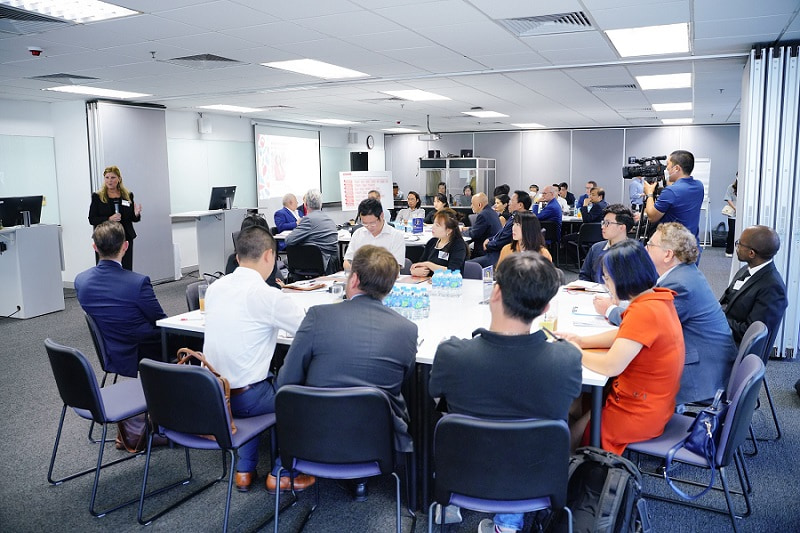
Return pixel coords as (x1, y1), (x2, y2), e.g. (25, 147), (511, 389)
(622, 155), (667, 184)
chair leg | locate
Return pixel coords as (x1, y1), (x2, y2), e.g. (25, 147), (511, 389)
(222, 450), (235, 533)
(743, 424), (759, 456)
(755, 377), (782, 441)
(719, 467), (740, 533)
(735, 448), (752, 494)
(427, 501), (437, 533)
(393, 472), (402, 533)
(731, 454), (753, 515)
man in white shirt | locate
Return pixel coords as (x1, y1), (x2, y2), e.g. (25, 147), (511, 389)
(344, 198), (405, 270)
(203, 225), (313, 493)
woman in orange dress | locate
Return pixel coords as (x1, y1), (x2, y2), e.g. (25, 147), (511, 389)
(558, 239), (684, 454)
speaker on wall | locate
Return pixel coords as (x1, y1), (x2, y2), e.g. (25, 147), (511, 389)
(350, 151), (368, 171)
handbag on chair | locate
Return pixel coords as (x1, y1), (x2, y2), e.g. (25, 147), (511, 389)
(664, 389), (729, 500)
(176, 348), (237, 439)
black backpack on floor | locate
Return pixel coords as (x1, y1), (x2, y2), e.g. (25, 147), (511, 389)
(549, 447), (652, 533)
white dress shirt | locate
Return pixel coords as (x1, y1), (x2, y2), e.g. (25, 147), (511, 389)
(203, 266), (304, 388)
(344, 222), (406, 267)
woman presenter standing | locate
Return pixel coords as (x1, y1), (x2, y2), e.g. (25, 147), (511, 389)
(88, 165), (141, 270)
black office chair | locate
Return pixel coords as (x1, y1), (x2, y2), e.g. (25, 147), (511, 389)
(84, 313), (120, 443)
(566, 222), (602, 268)
(137, 359), (278, 533)
(185, 280), (204, 311)
(467, 213), (478, 227)
(400, 257), (412, 275)
(627, 354), (765, 533)
(286, 245), (326, 282)
(273, 385), (414, 533)
(463, 260), (483, 280)
(752, 323), (783, 442)
(45, 338), (147, 517)
(540, 221), (561, 264)
(428, 415), (573, 533)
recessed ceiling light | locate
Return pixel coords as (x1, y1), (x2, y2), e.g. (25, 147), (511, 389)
(462, 110), (509, 118)
(661, 118), (693, 125)
(44, 85), (150, 99)
(199, 104), (261, 113)
(0, 0), (139, 23)
(262, 59), (368, 79)
(511, 123), (545, 128)
(382, 128), (421, 133)
(314, 119), (359, 125)
(636, 73), (692, 90)
(606, 23), (689, 57)
(652, 102), (693, 112)
(381, 90), (450, 101)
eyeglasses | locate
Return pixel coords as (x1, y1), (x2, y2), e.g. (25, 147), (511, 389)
(601, 220), (623, 227)
(735, 240), (758, 255)
(645, 242), (669, 251)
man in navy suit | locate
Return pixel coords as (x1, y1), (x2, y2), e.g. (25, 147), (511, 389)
(273, 193), (304, 251)
(462, 192), (502, 258)
(75, 221), (166, 378)
(720, 225), (788, 346)
(596, 222), (737, 405)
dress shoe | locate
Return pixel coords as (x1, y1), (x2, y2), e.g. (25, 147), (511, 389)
(353, 481), (368, 502)
(235, 471), (256, 492)
(266, 473), (316, 494)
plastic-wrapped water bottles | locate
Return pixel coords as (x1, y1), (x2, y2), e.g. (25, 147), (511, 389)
(452, 269), (463, 297)
(421, 287), (430, 318)
(441, 270), (452, 297)
(431, 270), (442, 297)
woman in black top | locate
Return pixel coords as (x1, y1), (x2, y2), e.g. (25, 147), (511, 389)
(88, 165), (141, 270)
(411, 210), (467, 276)
(424, 192), (449, 224)
(493, 193), (510, 225)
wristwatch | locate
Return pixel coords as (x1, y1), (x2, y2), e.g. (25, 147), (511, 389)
(646, 194), (654, 198)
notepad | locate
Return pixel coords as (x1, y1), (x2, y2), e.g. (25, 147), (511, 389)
(564, 280), (608, 293)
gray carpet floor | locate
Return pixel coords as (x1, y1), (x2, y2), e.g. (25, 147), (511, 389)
(1, 245), (798, 532)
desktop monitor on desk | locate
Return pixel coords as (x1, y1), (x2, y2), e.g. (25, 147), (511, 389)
(0, 196), (43, 227)
(208, 186), (236, 210)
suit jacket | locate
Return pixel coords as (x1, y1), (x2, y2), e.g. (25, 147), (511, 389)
(483, 213), (515, 265)
(580, 200), (608, 223)
(610, 263), (738, 404)
(74, 260), (166, 377)
(88, 192), (140, 241)
(465, 204), (502, 258)
(536, 198), (563, 240)
(720, 262), (788, 346)
(284, 210), (339, 272)
(277, 295), (418, 451)
(273, 206), (304, 233)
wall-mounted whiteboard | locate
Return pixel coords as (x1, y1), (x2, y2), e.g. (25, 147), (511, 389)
(0, 134), (60, 225)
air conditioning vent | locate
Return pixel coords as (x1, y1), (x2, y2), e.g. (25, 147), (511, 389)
(0, 5), (70, 35)
(498, 12), (592, 37)
(29, 73), (99, 83)
(589, 84), (638, 92)
(166, 54), (242, 69)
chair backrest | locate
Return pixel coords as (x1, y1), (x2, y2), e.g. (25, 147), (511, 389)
(540, 220), (559, 243)
(231, 230), (241, 249)
(468, 213), (478, 227)
(45, 338), (106, 421)
(185, 281), (204, 312)
(275, 385), (395, 474)
(400, 257), (412, 275)
(286, 245), (326, 278)
(578, 222), (603, 244)
(725, 321), (768, 396)
(138, 359), (234, 448)
(433, 415), (570, 508)
(716, 354), (765, 467)
(463, 261), (483, 280)
(84, 312), (111, 374)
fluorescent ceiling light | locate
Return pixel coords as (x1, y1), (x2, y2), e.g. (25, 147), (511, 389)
(199, 104), (261, 113)
(661, 118), (693, 125)
(462, 110), (509, 118)
(262, 59), (368, 79)
(0, 0), (139, 23)
(511, 123), (545, 128)
(381, 90), (450, 101)
(652, 102), (693, 112)
(636, 73), (692, 90)
(44, 85), (150, 99)
(606, 23), (689, 57)
(382, 127), (421, 133)
(314, 119), (358, 125)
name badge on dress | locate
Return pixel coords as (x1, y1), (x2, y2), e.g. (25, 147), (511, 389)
(437, 251), (450, 261)
(121, 200), (131, 207)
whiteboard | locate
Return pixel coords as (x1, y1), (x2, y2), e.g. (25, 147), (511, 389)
(693, 157), (711, 205)
(0, 135), (60, 225)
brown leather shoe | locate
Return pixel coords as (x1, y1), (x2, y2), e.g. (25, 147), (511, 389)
(266, 473), (316, 494)
(235, 471), (256, 492)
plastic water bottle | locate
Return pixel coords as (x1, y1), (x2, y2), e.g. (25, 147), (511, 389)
(452, 269), (463, 297)
(400, 287), (411, 319)
(441, 270), (453, 298)
(412, 288), (424, 320)
(421, 287), (430, 318)
(431, 270), (442, 297)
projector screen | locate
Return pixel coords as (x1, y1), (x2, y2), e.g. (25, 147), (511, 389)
(254, 125), (321, 209)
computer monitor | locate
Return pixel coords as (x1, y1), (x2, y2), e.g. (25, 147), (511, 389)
(208, 186), (236, 210)
(460, 149), (473, 157)
(0, 196), (43, 227)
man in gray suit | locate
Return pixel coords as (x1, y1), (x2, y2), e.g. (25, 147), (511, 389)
(595, 222), (737, 405)
(277, 245), (418, 499)
(284, 188), (339, 273)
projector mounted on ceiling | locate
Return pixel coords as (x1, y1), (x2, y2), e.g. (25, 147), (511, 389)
(418, 114), (440, 141)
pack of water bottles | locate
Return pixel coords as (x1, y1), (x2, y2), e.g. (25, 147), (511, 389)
(430, 269), (463, 298)
(383, 284), (430, 320)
